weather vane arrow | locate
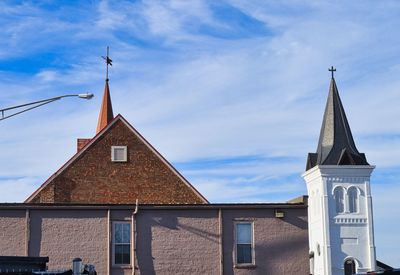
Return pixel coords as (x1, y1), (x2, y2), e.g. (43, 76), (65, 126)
(102, 46), (112, 81)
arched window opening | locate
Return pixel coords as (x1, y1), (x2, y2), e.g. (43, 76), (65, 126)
(348, 187), (358, 213)
(334, 187), (345, 213)
(344, 258), (356, 275)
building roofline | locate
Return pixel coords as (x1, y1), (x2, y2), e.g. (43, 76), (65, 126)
(0, 202), (307, 210)
(117, 114), (209, 203)
(25, 114), (209, 204)
(25, 115), (122, 202)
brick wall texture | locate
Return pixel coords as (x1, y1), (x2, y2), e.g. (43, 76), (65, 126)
(29, 118), (206, 204)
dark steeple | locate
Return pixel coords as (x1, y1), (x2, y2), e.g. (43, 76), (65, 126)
(306, 71), (368, 170)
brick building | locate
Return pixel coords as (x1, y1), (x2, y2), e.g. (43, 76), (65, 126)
(25, 79), (207, 204)
(4, 77), (309, 275)
(1, 72), (389, 274)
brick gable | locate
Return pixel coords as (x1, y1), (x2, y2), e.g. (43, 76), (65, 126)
(26, 115), (208, 204)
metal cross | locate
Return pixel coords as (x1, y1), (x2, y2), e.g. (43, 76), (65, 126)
(329, 66), (336, 79)
(102, 46), (113, 81)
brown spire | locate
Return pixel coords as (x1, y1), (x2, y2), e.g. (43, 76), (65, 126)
(96, 46), (114, 134)
(96, 79), (114, 133)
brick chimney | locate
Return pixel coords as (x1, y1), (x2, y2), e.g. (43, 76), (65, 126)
(77, 138), (92, 152)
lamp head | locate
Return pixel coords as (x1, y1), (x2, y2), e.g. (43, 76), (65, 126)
(78, 93), (94, 99)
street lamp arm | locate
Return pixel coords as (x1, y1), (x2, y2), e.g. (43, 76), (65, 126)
(1, 96), (62, 112)
(0, 93), (94, 121)
(1, 98), (60, 121)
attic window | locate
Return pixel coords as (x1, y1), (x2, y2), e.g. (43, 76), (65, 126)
(111, 146), (127, 162)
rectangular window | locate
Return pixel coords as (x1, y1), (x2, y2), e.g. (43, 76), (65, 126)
(235, 222), (254, 265)
(111, 146), (127, 162)
(113, 222), (131, 265)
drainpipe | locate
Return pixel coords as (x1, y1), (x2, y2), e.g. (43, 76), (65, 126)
(25, 209), (30, 256)
(132, 199), (139, 275)
(107, 209), (111, 275)
(219, 208), (224, 275)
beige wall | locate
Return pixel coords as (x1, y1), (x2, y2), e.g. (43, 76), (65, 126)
(222, 208), (309, 275)
(0, 210), (26, 256)
(0, 205), (309, 275)
(136, 210), (220, 275)
(29, 210), (108, 275)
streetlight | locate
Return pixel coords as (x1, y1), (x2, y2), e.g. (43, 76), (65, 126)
(0, 93), (94, 121)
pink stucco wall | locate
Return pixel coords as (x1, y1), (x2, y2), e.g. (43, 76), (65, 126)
(0, 205), (309, 275)
(29, 210), (108, 274)
(222, 208), (309, 275)
(0, 210), (26, 256)
(136, 210), (220, 275)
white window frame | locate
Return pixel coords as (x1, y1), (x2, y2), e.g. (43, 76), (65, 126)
(333, 186), (345, 214)
(111, 146), (128, 162)
(234, 221), (255, 267)
(347, 186), (359, 214)
(112, 221), (131, 267)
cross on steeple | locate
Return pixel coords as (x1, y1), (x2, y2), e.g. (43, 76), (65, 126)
(329, 66), (336, 79)
(102, 46), (113, 81)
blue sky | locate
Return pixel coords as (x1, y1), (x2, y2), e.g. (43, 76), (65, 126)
(1, 0), (400, 266)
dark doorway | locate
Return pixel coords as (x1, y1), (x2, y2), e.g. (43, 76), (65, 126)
(344, 259), (356, 275)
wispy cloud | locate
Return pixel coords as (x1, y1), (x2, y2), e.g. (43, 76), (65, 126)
(1, 0), (400, 266)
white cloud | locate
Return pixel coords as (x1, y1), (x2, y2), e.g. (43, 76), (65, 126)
(0, 177), (40, 202)
(1, 0), (400, 265)
(36, 70), (60, 82)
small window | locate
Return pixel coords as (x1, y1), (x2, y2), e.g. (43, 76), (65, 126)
(348, 187), (358, 213)
(113, 222), (131, 265)
(111, 146), (127, 162)
(344, 258), (356, 275)
(235, 222), (254, 265)
(334, 187), (345, 214)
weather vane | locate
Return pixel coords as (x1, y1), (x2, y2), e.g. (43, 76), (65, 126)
(102, 46), (113, 81)
(329, 66), (336, 79)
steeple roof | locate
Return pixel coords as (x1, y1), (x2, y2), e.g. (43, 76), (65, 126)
(96, 80), (114, 134)
(306, 76), (368, 170)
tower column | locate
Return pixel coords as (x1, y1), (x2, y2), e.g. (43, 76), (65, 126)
(304, 70), (376, 275)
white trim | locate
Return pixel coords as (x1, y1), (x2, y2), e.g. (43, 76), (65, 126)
(343, 256), (359, 273)
(111, 146), (127, 162)
(233, 221), (255, 268)
(304, 164), (376, 274)
(302, 165), (375, 179)
(347, 186), (359, 214)
(112, 221), (132, 267)
(333, 186), (345, 214)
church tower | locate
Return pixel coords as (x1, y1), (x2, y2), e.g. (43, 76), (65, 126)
(303, 68), (376, 275)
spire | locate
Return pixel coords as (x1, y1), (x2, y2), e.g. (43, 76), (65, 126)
(96, 80), (114, 133)
(306, 69), (368, 170)
(96, 47), (114, 134)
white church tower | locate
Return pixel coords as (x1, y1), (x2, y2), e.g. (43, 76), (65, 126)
(303, 68), (376, 275)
